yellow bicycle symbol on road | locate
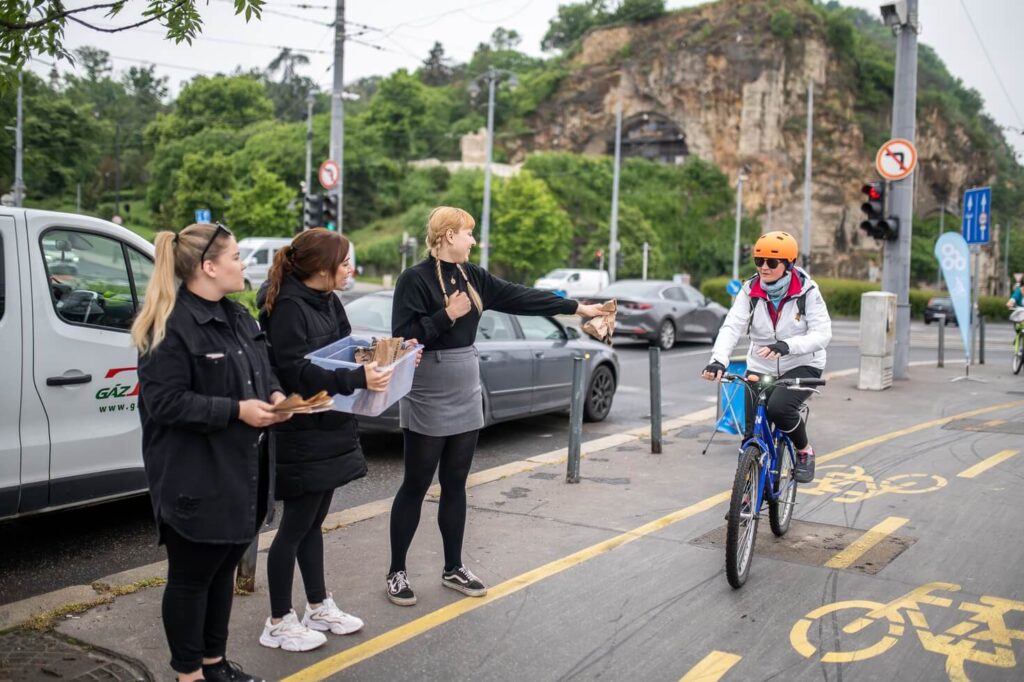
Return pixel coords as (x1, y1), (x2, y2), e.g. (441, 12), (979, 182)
(801, 464), (947, 503)
(790, 582), (1024, 681)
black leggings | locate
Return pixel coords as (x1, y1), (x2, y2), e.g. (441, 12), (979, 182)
(266, 489), (334, 618)
(389, 429), (479, 573)
(161, 525), (249, 674)
(744, 366), (821, 450)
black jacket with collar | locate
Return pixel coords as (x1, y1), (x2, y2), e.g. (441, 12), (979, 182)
(138, 287), (282, 544)
(258, 276), (367, 500)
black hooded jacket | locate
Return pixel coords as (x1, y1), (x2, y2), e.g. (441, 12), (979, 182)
(258, 276), (367, 499)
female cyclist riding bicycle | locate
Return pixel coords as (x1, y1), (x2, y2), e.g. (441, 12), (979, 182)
(701, 231), (832, 483)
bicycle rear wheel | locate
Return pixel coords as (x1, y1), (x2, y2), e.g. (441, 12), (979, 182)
(726, 446), (761, 588)
(1013, 332), (1023, 375)
(769, 435), (797, 537)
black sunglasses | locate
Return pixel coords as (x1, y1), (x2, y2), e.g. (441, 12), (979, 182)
(753, 257), (784, 269)
(199, 222), (233, 263)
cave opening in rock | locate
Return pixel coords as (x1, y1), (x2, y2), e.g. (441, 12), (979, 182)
(609, 112), (689, 164)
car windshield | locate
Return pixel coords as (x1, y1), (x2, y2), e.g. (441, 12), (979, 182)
(598, 281), (661, 298)
(345, 294), (392, 332)
(543, 269), (571, 280)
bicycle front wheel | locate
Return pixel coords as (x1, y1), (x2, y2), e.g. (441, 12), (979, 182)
(1013, 333), (1023, 375)
(726, 446), (761, 588)
(769, 436), (797, 537)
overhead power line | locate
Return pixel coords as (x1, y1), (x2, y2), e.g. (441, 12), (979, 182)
(957, 0), (1024, 129)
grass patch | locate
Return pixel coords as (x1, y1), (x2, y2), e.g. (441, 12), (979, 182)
(21, 577), (166, 632)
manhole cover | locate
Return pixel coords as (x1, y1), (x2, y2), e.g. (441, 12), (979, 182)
(943, 418), (1024, 435)
(690, 519), (914, 575)
(0, 630), (151, 681)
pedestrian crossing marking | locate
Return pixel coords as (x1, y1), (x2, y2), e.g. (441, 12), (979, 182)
(825, 516), (909, 569)
(957, 449), (1019, 479)
(679, 651), (742, 681)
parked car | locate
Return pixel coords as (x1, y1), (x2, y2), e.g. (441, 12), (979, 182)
(533, 268), (609, 299)
(583, 279), (727, 350)
(924, 297), (956, 325)
(342, 291), (620, 432)
(239, 236), (356, 292)
(1, 208), (156, 520)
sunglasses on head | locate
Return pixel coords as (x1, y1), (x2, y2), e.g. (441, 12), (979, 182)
(754, 257), (785, 269)
(199, 222), (233, 263)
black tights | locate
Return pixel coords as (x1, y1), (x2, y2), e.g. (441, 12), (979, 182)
(266, 489), (334, 618)
(161, 525), (248, 674)
(744, 366), (821, 450)
(389, 429), (479, 573)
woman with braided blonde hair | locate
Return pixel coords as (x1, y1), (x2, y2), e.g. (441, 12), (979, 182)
(386, 206), (606, 605)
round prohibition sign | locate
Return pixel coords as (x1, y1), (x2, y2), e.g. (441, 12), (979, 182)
(875, 138), (917, 181)
(319, 159), (340, 190)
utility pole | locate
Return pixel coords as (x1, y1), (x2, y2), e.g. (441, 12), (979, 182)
(642, 241), (649, 280)
(13, 72), (25, 207)
(481, 68), (496, 270)
(114, 121), (121, 213)
(801, 80), (814, 272)
(609, 100), (623, 283)
(329, 0), (345, 233)
(305, 92), (314, 194)
(881, 0), (918, 380)
(731, 171), (747, 282)
(1002, 223), (1009, 296)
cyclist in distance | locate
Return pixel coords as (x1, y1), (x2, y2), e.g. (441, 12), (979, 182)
(701, 231), (832, 483)
(1006, 274), (1022, 311)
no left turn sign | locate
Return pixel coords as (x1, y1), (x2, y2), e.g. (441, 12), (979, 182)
(875, 138), (917, 181)
(319, 159), (340, 190)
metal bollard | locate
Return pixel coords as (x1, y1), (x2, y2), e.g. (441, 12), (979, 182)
(979, 314), (986, 365)
(236, 538), (258, 593)
(566, 356), (584, 483)
(649, 347), (663, 454)
(936, 314), (945, 367)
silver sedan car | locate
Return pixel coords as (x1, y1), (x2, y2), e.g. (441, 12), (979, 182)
(343, 291), (620, 432)
(585, 279), (728, 350)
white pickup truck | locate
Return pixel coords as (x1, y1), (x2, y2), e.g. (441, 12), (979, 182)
(0, 208), (155, 519)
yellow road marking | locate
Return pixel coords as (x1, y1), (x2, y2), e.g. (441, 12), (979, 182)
(281, 491), (731, 682)
(957, 449), (1019, 479)
(679, 651), (742, 681)
(962, 418), (1006, 432)
(283, 399), (1024, 681)
(825, 516), (909, 569)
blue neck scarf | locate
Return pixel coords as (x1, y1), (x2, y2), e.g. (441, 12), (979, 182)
(761, 271), (792, 307)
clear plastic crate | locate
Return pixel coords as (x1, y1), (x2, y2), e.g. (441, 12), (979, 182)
(305, 336), (422, 417)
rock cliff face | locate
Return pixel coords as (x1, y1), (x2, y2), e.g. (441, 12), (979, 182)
(518, 0), (1002, 287)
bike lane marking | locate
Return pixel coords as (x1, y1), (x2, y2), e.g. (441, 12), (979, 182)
(282, 400), (1024, 681)
(824, 516), (909, 569)
(678, 651), (742, 681)
(957, 449), (1019, 479)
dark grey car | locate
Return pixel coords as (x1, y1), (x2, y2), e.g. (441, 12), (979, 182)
(585, 279), (728, 350)
(344, 291), (620, 432)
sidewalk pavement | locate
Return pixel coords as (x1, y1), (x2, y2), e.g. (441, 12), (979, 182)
(2, 360), (1023, 681)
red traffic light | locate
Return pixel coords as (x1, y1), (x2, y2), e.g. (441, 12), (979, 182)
(861, 183), (882, 200)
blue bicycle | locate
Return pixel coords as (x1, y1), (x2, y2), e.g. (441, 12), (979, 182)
(720, 373), (826, 588)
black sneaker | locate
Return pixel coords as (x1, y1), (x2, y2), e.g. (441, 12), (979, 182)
(795, 446), (815, 483)
(386, 570), (417, 606)
(442, 565), (487, 597)
(201, 659), (264, 682)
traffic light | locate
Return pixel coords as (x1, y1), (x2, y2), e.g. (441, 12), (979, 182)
(615, 249), (624, 270)
(404, 237), (417, 259)
(594, 248), (604, 268)
(302, 194), (323, 231)
(322, 192), (339, 231)
(859, 181), (898, 240)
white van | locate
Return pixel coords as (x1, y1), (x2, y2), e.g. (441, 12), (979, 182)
(238, 236), (356, 291)
(533, 268), (609, 299)
(1, 208), (155, 519)
(238, 237), (291, 290)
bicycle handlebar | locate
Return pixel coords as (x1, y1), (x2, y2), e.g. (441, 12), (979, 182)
(720, 373), (827, 388)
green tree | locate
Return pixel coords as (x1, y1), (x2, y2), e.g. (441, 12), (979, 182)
(489, 171), (573, 282)
(365, 70), (452, 161)
(148, 75), (273, 144)
(611, 0), (665, 23)
(542, 1), (608, 52)
(419, 42), (453, 87)
(173, 151), (235, 227)
(226, 165), (298, 237)
(264, 48), (317, 122)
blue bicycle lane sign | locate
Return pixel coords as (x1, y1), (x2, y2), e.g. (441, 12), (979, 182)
(961, 187), (991, 244)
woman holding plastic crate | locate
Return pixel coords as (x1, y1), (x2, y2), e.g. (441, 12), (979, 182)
(133, 222), (289, 682)
(386, 207), (608, 605)
(256, 228), (393, 652)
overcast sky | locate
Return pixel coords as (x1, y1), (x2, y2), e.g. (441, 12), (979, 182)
(30, 0), (1024, 158)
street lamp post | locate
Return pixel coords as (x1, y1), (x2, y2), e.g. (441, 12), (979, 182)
(469, 67), (517, 271)
(731, 169), (748, 282)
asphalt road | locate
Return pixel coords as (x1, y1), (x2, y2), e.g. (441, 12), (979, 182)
(0, 319), (1015, 606)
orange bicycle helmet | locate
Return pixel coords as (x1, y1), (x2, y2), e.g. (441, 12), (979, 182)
(753, 231), (799, 262)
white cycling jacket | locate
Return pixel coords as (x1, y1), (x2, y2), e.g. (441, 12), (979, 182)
(709, 267), (832, 376)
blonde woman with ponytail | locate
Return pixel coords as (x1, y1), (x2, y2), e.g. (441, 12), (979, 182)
(385, 207), (606, 605)
(133, 222), (288, 682)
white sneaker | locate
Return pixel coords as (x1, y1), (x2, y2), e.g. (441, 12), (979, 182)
(259, 610), (327, 652)
(302, 593), (364, 635)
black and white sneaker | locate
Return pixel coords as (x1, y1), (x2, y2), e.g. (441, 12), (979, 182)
(442, 566), (487, 597)
(386, 570), (417, 606)
(201, 659), (265, 682)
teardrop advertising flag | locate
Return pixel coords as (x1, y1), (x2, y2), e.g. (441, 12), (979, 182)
(934, 232), (972, 360)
